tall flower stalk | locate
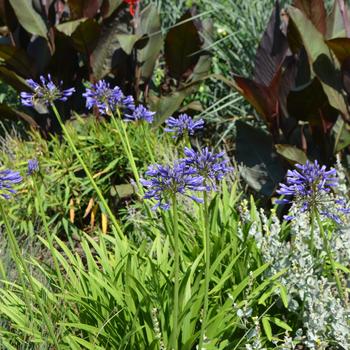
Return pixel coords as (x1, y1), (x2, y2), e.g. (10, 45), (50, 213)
(83, 80), (156, 195)
(113, 110), (143, 193)
(141, 160), (205, 349)
(0, 170), (59, 347)
(171, 194), (180, 350)
(314, 209), (344, 299)
(141, 123), (156, 164)
(125, 105), (156, 163)
(200, 190), (210, 349)
(181, 147), (232, 348)
(21, 76), (124, 240)
(276, 160), (349, 299)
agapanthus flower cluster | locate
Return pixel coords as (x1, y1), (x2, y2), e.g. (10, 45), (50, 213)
(165, 114), (204, 138)
(182, 147), (233, 190)
(124, 105), (155, 123)
(27, 159), (39, 176)
(0, 169), (22, 199)
(21, 74), (75, 107)
(276, 160), (350, 223)
(140, 162), (205, 210)
(83, 80), (134, 115)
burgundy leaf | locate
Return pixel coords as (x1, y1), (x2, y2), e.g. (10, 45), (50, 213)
(254, 0), (289, 86)
(164, 10), (202, 81)
(293, 0), (327, 35)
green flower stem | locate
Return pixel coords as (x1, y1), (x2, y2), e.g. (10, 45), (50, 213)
(51, 104), (124, 240)
(0, 201), (59, 348)
(199, 191), (210, 349)
(183, 134), (191, 149)
(314, 210), (345, 299)
(114, 109), (143, 195)
(32, 177), (64, 290)
(310, 210), (315, 254)
(110, 113), (155, 219)
(171, 195), (180, 350)
(141, 123), (155, 164)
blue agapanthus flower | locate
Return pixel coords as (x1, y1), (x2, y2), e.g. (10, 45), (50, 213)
(27, 159), (39, 175)
(20, 74), (75, 107)
(182, 147), (233, 190)
(276, 160), (350, 223)
(0, 169), (22, 199)
(165, 114), (204, 138)
(124, 105), (155, 123)
(141, 162), (205, 210)
(83, 80), (134, 115)
(123, 95), (135, 110)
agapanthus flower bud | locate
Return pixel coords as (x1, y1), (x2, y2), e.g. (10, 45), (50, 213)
(20, 74), (75, 107)
(141, 161), (205, 210)
(0, 169), (22, 199)
(164, 114), (204, 138)
(182, 147), (233, 190)
(276, 160), (350, 223)
(124, 105), (155, 123)
(83, 80), (134, 116)
(27, 159), (39, 175)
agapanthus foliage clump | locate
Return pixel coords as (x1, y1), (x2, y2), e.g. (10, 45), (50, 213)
(182, 147), (232, 190)
(27, 159), (39, 176)
(21, 75), (75, 107)
(141, 162), (205, 210)
(83, 80), (134, 115)
(165, 114), (204, 138)
(0, 169), (22, 199)
(276, 161), (350, 223)
(124, 105), (155, 123)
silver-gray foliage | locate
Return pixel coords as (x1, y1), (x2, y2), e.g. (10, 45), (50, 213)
(245, 161), (350, 349)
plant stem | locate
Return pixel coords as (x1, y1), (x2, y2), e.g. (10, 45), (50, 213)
(0, 201), (60, 348)
(199, 191), (210, 349)
(310, 209), (315, 254)
(51, 104), (124, 240)
(172, 195), (179, 350)
(314, 210), (344, 299)
(32, 177), (65, 290)
(114, 109), (143, 194)
(141, 123), (156, 164)
(110, 113), (155, 219)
